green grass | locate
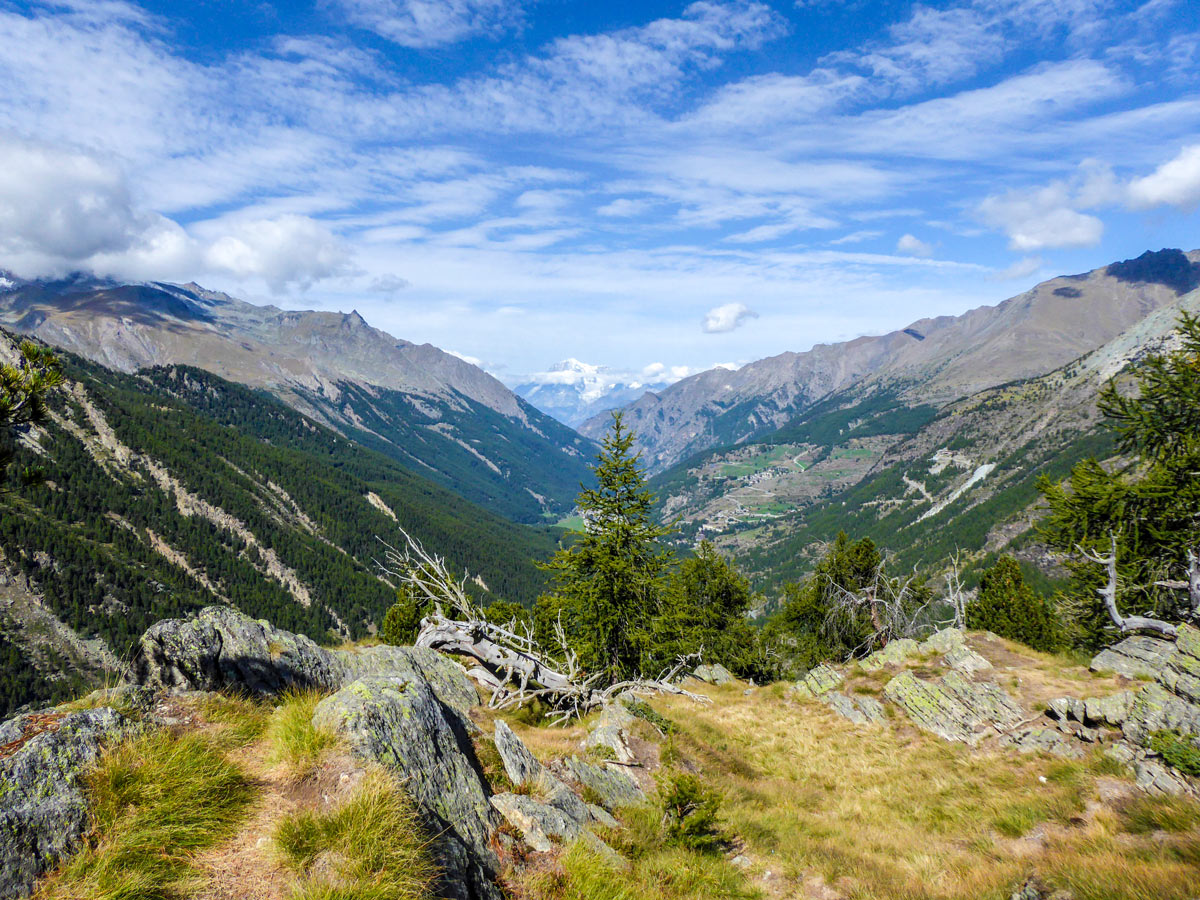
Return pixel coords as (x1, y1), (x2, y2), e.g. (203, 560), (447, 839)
(40, 730), (254, 900)
(195, 692), (272, 749)
(516, 806), (758, 900)
(273, 772), (436, 900)
(265, 688), (341, 780)
(1118, 795), (1200, 835)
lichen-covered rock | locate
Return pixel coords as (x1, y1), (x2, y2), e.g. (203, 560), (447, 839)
(585, 703), (636, 764)
(1090, 634), (1176, 680)
(793, 664), (843, 698)
(1134, 757), (1195, 796)
(1082, 692), (1134, 728)
(883, 670), (1024, 744)
(1001, 726), (1083, 759)
(1122, 682), (1200, 744)
(494, 720), (543, 786)
(559, 756), (646, 809)
(313, 674), (500, 900)
(130, 606), (476, 713)
(490, 792), (618, 861)
(1159, 624), (1200, 704)
(944, 645), (992, 675)
(859, 638), (920, 671)
(692, 663), (735, 685)
(0, 708), (134, 900)
(819, 691), (885, 726)
(921, 629), (966, 654)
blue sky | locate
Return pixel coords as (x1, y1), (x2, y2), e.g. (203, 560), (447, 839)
(0, 0), (1198, 385)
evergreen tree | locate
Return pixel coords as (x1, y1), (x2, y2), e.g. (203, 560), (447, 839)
(1040, 312), (1200, 646)
(967, 556), (1061, 651)
(537, 412), (673, 681)
(650, 541), (759, 676)
(0, 341), (62, 489)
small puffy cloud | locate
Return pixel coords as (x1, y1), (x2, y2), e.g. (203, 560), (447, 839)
(1128, 144), (1200, 210)
(447, 349), (483, 367)
(368, 273), (412, 295)
(896, 233), (933, 257)
(597, 198), (653, 217)
(977, 184), (1103, 251)
(989, 256), (1042, 281)
(642, 361), (696, 383)
(335, 0), (525, 48)
(702, 302), (759, 334)
(201, 214), (351, 291)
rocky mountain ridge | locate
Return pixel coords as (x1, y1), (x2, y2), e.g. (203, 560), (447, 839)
(514, 358), (669, 426)
(587, 249), (1200, 474)
(0, 275), (593, 522)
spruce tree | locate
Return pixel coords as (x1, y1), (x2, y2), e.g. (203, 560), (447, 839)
(537, 412), (673, 682)
(967, 556), (1060, 651)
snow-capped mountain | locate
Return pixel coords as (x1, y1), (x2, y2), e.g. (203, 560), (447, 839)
(514, 359), (669, 427)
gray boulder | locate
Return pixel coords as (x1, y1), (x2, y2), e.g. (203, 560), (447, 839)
(859, 638), (920, 671)
(792, 664), (843, 698)
(1090, 634), (1176, 680)
(130, 606), (476, 712)
(920, 628), (966, 654)
(0, 708), (134, 900)
(883, 670), (1024, 744)
(559, 756), (646, 809)
(494, 719), (544, 786)
(585, 702), (637, 764)
(819, 691), (885, 726)
(312, 674), (500, 900)
(692, 663), (734, 685)
(944, 645), (992, 675)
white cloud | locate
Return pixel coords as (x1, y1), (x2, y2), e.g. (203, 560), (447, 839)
(336, 0), (526, 48)
(724, 222), (802, 243)
(702, 302), (759, 333)
(977, 182), (1104, 250)
(447, 349), (484, 367)
(829, 229), (882, 245)
(200, 215), (351, 291)
(989, 256), (1043, 280)
(896, 233), (933, 257)
(1128, 143), (1200, 210)
(597, 198), (653, 217)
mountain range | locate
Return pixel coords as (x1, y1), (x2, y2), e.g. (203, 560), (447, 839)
(0, 275), (594, 524)
(513, 358), (669, 426)
(584, 249), (1200, 475)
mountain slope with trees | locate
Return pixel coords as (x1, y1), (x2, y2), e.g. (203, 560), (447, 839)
(0, 334), (561, 714)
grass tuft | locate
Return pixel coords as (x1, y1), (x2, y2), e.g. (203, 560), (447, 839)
(265, 688), (340, 780)
(195, 692), (271, 749)
(38, 730), (254, 900)
(273, 771), (437, 900)
(1118, 795), (1200, 835)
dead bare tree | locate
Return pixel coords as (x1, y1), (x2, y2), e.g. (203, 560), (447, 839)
(823, 558), (938, 658)
(1077, 534), (1190, 639)
(375, 527), (709, 724)
(945, 548), (968, 630)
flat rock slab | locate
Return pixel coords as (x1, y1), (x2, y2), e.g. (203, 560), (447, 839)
(559, 756), (646, 809)
(313, 674), (500, 900)
(859, 638), (920, 671)
(884, 670), (1024, 744)
(0, 707), (134, 900)
(944, 646), (992, 675)
(793, 664), (843, 698)
(819, 691), (886, 726)
(693, 663), (735, 685)
(1090, 635), (1177, 680)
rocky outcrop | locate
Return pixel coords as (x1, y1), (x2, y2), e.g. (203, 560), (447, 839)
(1114, 625), (1200, 745)
(0, 708), (135, 900)
(819, 691), (886, 726)
(692, 663), (735, 685)
(883, 670), (1024, 744)
(1090, 634), (1176, 679)
(792, 664), (842, 697)
(312, 674), (500, 900)
(859, 639), (920, 671)
(131, 606), (476, 712)
(559, 756), (646, 809)
(585, 702), (637, 765)
(944, 645), (992, 674)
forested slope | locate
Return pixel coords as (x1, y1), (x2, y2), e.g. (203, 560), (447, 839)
(0, 342), (560, 714)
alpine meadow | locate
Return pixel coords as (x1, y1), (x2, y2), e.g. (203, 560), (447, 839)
(2, 2), (1200, 900)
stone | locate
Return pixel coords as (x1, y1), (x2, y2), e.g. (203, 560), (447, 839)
(1134, 757), (1195, 796)
(692, 663), (735, 685)
(944, 645), (992, 675)
(490, 792), (577, 853)
(1001, 727), (1084, 759)
(920, 628), (966, 654)
(819, 691), (885, 726)
(793, 664), (843, 698)
(130, 606), (477, 713)
(883, 670), (1025, 744)
(559, 756), (646, 809)
(1122, 683), (1200, 745)
(585, 703), (636, 765)
(1159, 624), (1200, 704)
(1090, 635), (1176, 680)
(312, 674), (500, 900)
(494, 720), (544, 786)
(1082, 692), (1134, 728)
(859, 638), (920, 671)
(1046, 698), (1071, 721)
(0, 707), (135, 900)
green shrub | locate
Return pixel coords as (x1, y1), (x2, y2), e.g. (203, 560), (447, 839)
(624, 699), (676, 735)
(1150, 730), (1200, 777)
(380, 587), (429, 645)
(657, 770), (724, 852)
(967, 556), (1062, 651)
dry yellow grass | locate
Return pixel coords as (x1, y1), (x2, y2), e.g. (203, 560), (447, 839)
(649, 683), (1200, 900)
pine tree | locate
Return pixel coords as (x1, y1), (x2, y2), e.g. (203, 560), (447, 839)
(967, 556), (1060, 651)
(1040, 312), (1200, 646)
(537, 412), (674, 682)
